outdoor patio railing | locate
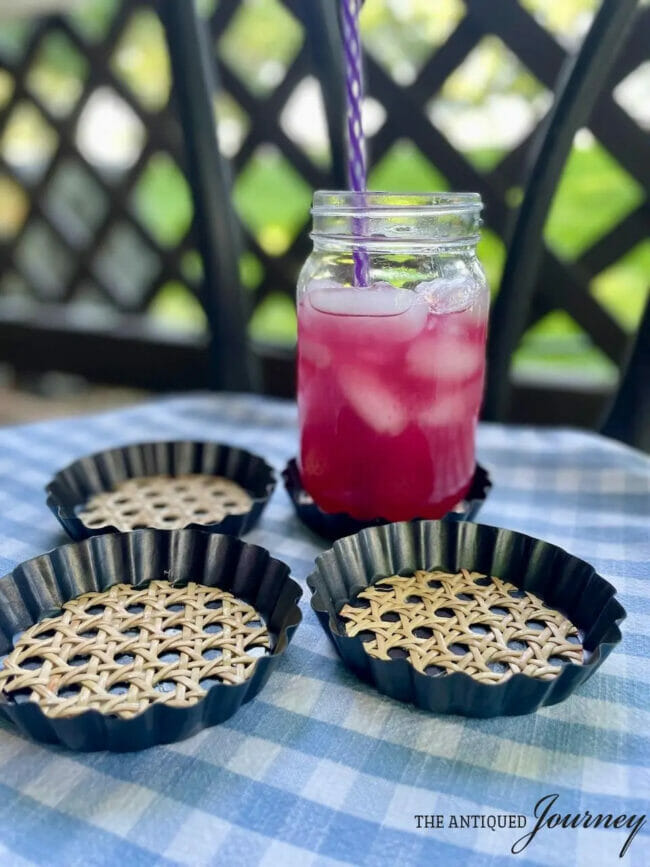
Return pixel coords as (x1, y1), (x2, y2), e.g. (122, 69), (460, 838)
(0, 0), (647, 423)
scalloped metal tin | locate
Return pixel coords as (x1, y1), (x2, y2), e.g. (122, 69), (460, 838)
(307, 520), (625, 717)
(46, 440), (276, 541)
(0, 529), (302, 750)
(283, 459), (491, 541)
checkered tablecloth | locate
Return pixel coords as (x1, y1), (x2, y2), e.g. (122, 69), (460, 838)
(0, 393), (647, 867)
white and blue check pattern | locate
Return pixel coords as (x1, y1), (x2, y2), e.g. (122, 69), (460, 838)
(0, 393), (647, 867)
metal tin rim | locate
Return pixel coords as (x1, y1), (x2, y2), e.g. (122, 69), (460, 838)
(45, 440), (277, 540)
(282, 458), (492, 541)
(306, 519), (625, 716)
(0, 528), (302, 749)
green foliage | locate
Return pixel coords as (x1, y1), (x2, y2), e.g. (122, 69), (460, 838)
(132, 153), (193, 248)
(361, 0), (464, 82)
(544, 140), (644, 260)
(0, 22), (32, 63)
(514, 310), (617, 383)
(219, 0), (303, 96)
(70, 0), (118, 42)
(440, 35), (543, 106)
(240, 252), (265, 291)
(477, 229), (506, 296)
(2, 0), (643, 378)
(369, 140), (448, 191)
(148, 282), (207, 334)
(591, 242), (650, 332)
(233, 146), (311, 255)
(249, 292), (297, 344)
(111, 10), (171, 111)
(520, 0), (598, 38)
(27, 33), (87, 117)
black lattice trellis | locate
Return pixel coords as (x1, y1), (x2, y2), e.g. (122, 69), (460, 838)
(2, 6), (202, 305)
(0, 0), (648, 417)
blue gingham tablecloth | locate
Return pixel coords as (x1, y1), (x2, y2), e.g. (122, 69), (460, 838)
(0, 392), (648, 867)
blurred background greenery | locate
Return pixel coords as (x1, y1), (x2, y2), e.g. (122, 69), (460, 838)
(0, 0), (648, 392)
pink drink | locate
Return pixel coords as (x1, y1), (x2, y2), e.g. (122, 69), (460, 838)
(298, 283), (488, 521)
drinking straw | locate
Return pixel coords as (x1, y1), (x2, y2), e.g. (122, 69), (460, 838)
(340, 0), (369, 286)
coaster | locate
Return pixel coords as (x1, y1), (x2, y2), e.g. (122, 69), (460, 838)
(0, 529), (302, 750)
(307, 520), (625, 717)
(0, 580), (270, 720)
(78, 474), (252, 532)
(339, 568), (583, 683)
(46, 440), (276, 541)
(283, 458), (491, 541)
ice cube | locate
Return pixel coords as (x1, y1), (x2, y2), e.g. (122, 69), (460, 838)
(419, 391), (475, 427)
(339, 365), (408, 435)
(406, 336), (483, 381)
(299, 337), (331, 369)
(309, 283), (415, 317)
(415, 277), (480, 314)
(306, 281), (427, 342)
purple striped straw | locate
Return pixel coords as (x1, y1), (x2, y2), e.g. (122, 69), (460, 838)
(340, 0), (369, 286)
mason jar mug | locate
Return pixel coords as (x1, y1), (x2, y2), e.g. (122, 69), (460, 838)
(296, 191), (489, 522)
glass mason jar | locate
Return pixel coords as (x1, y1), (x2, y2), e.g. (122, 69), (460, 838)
(296, 191), (489, 522)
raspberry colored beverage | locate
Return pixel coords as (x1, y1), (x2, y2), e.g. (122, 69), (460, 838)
(297, 191), (488, 521)
(298, 282), (487, 520)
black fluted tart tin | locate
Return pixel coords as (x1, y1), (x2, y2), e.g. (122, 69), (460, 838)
(46, 440), (276, 540)
(0, 529), (302, 751)
(283, 458), (491, 541)
(307, 520), (625, 717)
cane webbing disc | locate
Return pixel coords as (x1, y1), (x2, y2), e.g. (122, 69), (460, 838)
(77, 474), (253, 531)
(0, 580), (270, 719)
(339, 569), (583, 683)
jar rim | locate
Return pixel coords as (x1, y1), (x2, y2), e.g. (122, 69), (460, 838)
(312, 190), (482, 216)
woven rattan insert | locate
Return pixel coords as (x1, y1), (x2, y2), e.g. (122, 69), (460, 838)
(0, 580), (270, 719)
(339, 569), (583, 683)
(77, 474), (252, 531)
